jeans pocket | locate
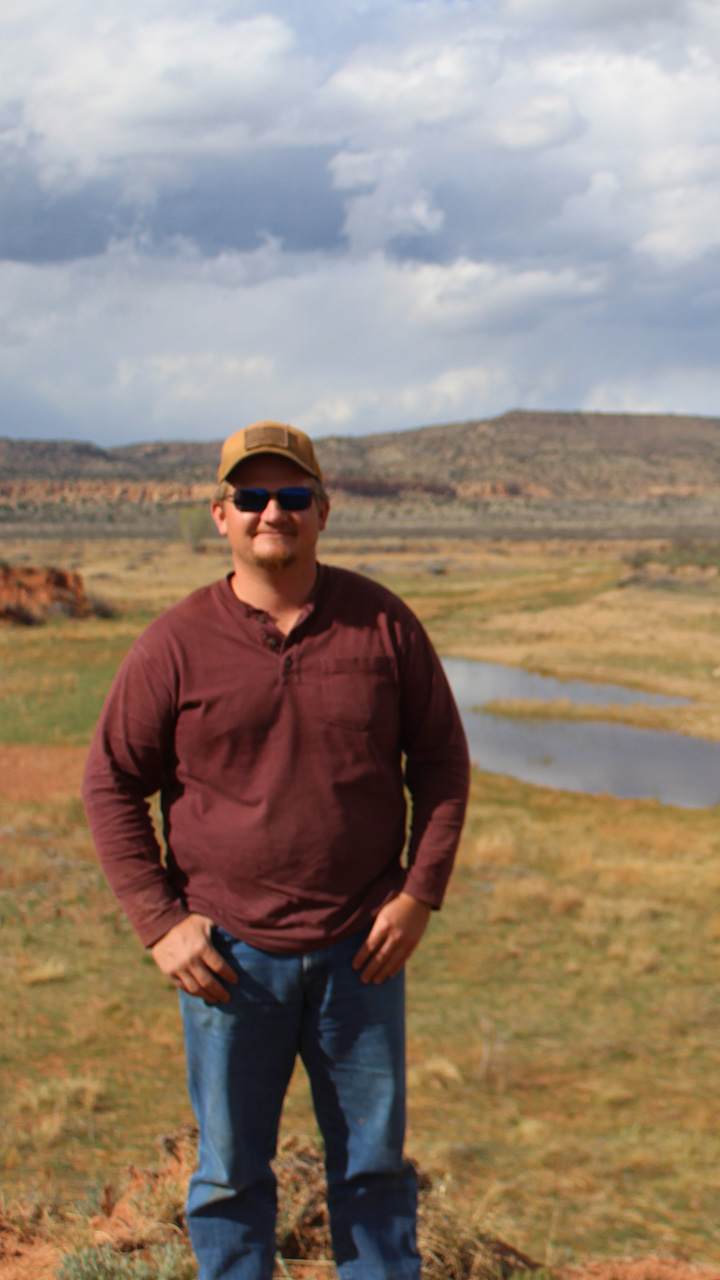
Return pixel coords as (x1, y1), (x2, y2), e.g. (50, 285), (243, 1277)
(212, 924), (237, 943)
(211, 925), (241, 967)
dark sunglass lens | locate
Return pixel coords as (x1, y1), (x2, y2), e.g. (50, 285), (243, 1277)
(231, 487), (314, 512)
(277, 488), (313, 511)
(233, 488), (269, 512)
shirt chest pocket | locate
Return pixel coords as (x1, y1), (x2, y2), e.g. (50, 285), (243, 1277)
(320, 656), (398, 731)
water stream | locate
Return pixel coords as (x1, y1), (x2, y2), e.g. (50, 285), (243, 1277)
(442, 658), (720, 809)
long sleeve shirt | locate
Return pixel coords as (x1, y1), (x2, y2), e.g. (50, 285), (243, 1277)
(82, 564), (470, 952)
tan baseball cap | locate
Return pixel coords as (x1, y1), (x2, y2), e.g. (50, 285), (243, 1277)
(218, 421), (323, 483)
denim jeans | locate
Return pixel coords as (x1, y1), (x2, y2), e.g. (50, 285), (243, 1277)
(179, 926), (420, 1280)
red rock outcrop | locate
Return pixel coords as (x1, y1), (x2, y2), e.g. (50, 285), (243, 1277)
(0, 564), (91, 624)
(0, 479), (215, 508)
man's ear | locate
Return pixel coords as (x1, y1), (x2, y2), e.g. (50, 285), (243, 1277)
(317, 497), (330, 532)
(211, 500), (228, 537)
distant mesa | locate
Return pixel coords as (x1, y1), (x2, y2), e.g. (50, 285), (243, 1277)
(4, 410), (720, 499)
(4, 409), (720, 538)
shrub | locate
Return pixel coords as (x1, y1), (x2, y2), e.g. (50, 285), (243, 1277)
(56, 1241), (196, 1280)
(176, 505), (214, 553)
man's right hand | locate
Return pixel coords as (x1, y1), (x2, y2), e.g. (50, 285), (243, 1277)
(151, 914), (238, 1004)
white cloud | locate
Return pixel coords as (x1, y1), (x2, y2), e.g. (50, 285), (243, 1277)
(18, 14), (312, 188)
(393, 258), (603, 332)
(391, 364), (513, 420)
(0, 238), (620, 443)
(341, 187), (445, 255)
(585, 366), (720, 417)
(1, 0), (720, 441)
(487, 91), (581, 150)
(326, 40), (488, 130)
(116, 351), (276, 411)
(504, 0), (686, 27)
(635, 183), (720, 264)
(329, 149), (410, 190)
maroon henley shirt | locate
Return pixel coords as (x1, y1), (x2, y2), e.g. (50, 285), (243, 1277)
(82, 564), (470, 952)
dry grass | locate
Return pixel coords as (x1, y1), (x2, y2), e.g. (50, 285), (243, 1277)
(405, 773), (720, 1264)
(2, 535), (720, 1273)
(3, 1077), (105, 1157)
(3, 1133), (717, 1279)
(479, 699), (706, 736)
(4, 532), (720, 732)
(0, 1130), (546, 1280)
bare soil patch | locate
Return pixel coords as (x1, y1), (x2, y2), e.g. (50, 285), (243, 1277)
(564, 1262), (720, 1280)
(0, 743), (86, 801)
(0, 1233), (62, 1280)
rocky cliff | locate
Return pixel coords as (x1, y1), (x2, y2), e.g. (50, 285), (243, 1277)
(4, 409), (720, 538)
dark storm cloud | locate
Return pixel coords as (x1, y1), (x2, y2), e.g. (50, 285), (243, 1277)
(0, 159), (133, 262)
(0, 145), (345, 263)
(150, 147), (346, 255)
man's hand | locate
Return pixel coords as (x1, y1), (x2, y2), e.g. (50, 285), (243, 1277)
(352, 892), (431, 985)
(151, 914), (238, 1004)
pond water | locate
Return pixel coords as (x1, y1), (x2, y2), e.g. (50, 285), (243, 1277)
(442, 658), (720, 809)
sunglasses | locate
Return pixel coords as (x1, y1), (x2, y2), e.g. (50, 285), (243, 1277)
(230, 486), (315, 513)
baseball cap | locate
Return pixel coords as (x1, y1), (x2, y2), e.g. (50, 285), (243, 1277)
(218, 421), (323, 483)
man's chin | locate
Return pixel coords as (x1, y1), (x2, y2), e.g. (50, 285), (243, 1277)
(252, 547), (297, 569)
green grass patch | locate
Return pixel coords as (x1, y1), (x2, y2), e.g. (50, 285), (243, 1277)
(56, 1242), (196, 1280)
(626, 540), (720, 572)
(0, 616), (151, 744)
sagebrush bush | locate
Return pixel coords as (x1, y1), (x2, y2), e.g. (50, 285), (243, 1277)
(56, 1240), (196, 1280)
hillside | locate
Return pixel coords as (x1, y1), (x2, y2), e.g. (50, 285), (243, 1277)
(4, 409), (720, 538)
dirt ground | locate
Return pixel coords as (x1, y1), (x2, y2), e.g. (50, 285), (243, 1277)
(0, 744), (86, 803)
(1, 1122), (719, 1280)
(0, 1234), (63, 1280)
(2, 1227), (720, 1280)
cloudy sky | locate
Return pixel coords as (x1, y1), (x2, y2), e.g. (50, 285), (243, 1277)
(1, 0), (719, 444)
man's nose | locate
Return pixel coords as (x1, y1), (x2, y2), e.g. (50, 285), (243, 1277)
(261, 496), (287, 518)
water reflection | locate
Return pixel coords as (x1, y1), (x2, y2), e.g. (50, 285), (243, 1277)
(441, 658), (688, 710)
(442, 658), (720, 809)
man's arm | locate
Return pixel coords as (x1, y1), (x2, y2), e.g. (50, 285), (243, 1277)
(397, 613), (470, 910)
(82, 644), (186, 945)
(83, 645), (238, 1001)
(352, 606), (470, 982)
(80, 643), (182, 921)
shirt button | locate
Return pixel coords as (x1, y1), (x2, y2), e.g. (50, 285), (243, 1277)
(283, 655), (293, 670)
(268, 637), (280, 650)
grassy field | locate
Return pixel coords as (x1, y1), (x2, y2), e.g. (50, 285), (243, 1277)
(2, 533), (720, 1270)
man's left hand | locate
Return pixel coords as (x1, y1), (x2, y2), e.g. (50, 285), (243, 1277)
(352, 892), (431, 984)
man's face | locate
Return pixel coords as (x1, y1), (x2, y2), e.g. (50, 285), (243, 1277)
(211, 454), (329, 574)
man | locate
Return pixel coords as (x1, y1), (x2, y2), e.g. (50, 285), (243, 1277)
(82, 420), (470, 1280)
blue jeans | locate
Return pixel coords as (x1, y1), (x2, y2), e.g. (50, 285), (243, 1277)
(179, 927), (420, 1280)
